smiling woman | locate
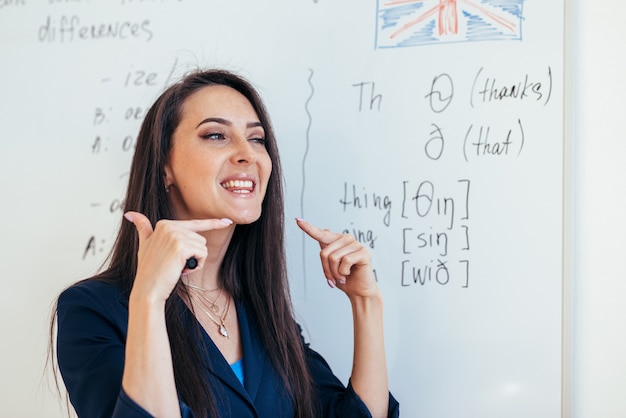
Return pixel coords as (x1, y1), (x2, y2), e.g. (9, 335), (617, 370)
(164, 85), (272, 225)
(50, 69), (400, 418)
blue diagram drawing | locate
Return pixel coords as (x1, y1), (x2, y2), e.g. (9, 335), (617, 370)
(376, 0), (525, 48)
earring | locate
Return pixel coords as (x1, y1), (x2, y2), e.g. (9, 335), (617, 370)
(165, 184), (171, 193)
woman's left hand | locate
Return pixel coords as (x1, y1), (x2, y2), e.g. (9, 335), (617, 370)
(296, 218), (380, 299)
(297, 218), (390, 417)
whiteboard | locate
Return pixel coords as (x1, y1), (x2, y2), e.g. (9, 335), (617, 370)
(0, 1), (566, 417)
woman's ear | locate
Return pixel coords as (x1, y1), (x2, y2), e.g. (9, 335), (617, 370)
(164, 164), (174, 190)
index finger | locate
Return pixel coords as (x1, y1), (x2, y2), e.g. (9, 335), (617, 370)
(295, 218), (339, 245)
(178, 217), (234, 232)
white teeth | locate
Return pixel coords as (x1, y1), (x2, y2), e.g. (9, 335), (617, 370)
(221, 180), (254, 190)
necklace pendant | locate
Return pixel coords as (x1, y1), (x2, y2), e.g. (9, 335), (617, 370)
(210, 304), (220, 314)
(219, 324), (230, 338)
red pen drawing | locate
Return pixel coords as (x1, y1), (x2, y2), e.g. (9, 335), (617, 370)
(376, 0), (525, 48)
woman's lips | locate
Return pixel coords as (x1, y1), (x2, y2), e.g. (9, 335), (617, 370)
(220, 179), (255, 193)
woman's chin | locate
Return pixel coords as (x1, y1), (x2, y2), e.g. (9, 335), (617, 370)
(229, 210), (262, 225)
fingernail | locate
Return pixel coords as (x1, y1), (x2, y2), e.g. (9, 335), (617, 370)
(327, 279), (336, 289)
(337, 278), (346, 285)
(295, 217), (305, 222)
(123, 213), (134, 222)
(220, 218), (233, 224)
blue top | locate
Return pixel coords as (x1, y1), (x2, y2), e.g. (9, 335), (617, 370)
(230, 358), (245, 386)
(56, 279), (400, 418)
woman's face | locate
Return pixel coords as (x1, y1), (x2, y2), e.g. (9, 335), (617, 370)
(164, 85), (272, 224)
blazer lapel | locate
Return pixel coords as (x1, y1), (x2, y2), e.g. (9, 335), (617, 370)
(182, 301), (253, 406)
(236, 301), (268, 402)
(182, 298), (272, 411)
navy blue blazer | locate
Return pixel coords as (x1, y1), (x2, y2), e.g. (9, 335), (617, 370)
(56, 279), (399, 417)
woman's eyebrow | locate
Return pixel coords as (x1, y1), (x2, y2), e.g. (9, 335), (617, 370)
(195, 117), (230, 129)
(247, 121), (264, 129)
(195, 118), (264, 130)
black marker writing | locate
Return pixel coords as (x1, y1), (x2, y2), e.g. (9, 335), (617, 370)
(38, 15), (154, 43)
(352, 81), (383, 112)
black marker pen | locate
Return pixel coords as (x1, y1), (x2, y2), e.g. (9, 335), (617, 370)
(185, 257), (198, 270)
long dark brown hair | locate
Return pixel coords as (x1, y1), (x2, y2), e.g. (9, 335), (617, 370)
(51, 69), (318, 417)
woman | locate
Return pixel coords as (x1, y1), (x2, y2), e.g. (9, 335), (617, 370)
(54, 69), (399, 418)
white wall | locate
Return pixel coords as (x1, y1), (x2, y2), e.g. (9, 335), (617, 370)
(1, 1), (625, 417)
(572, 1), (626, 417)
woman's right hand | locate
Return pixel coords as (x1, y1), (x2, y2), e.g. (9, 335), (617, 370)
(123, 211), (233, 303)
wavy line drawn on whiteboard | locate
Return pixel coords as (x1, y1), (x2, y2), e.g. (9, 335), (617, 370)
(375, 0), (525, 48)
(300, 68), (315, 297)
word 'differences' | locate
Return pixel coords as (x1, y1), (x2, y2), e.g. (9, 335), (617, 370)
(38, 15), (153, 43)
(33, 0), (186, 45)
(338, 180), (471, 289)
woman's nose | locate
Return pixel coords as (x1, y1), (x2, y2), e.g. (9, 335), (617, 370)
(231, 137), (257, 165)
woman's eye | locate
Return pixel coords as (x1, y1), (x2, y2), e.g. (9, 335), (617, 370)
(249, 137), (266, 145)
(201, 132), (225, 140)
